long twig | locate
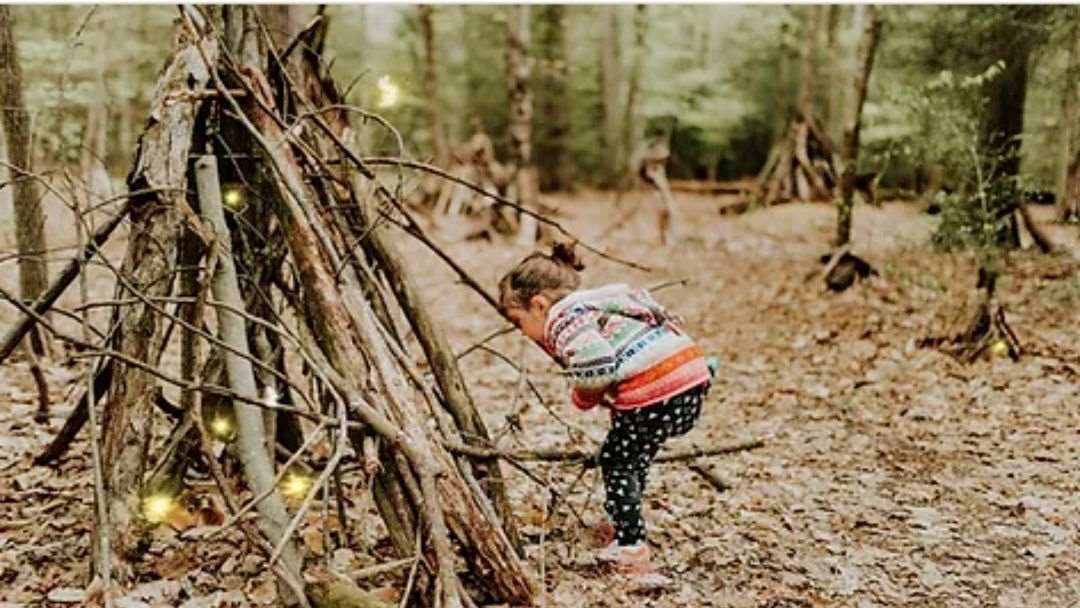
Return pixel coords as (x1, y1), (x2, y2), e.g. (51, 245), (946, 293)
(444, 437), (764, 465)
(357, 155), (653, 272)
(72, 151), (111, 602)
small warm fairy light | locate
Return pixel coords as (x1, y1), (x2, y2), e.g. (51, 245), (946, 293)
(991, 340), (1009, 358)
(376, 75), (400, 109)
(209, 416), (235, 441)
(280, 471), (313, 499)
(223, 187), (244, 211)
(142, 493), (177, 524)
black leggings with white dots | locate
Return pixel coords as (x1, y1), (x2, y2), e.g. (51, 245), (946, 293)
(597, 382), (708, 546)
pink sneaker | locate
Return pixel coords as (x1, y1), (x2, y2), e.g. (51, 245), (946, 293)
(595, 541), (654, 574)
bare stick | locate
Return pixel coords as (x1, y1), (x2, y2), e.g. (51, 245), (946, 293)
(196, 154), (303, 600)
(687, 462), (731, 492)
(444, 437), (764, 465)
(72, 158), (112, 602)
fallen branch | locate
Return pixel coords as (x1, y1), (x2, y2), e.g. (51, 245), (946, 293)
(444, 437), (764, 466)
(687, 463), (731, 492)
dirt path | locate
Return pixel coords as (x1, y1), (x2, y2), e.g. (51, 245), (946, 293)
(403, 195), (1080, 606)
(1, 194), (1079, 606)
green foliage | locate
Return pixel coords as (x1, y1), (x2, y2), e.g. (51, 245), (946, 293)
(882, 62), (1022, 253)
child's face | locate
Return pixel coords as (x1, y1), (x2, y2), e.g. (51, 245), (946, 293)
(504, 294), (551, 343)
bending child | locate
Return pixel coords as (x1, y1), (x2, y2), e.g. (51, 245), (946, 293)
(498, 243), (713, 574)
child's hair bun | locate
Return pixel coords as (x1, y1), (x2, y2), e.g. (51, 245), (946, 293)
(550, 241), (585, 271)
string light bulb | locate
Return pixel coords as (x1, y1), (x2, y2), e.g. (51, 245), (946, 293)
(222, 187), (244, 211)
(280, 470), (313, 500)
(142, 493), (176, 523)
(209, 415), (235, 441)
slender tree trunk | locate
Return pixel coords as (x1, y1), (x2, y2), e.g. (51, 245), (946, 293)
(1057, 16), (1079, 221)
(535, 4), (570, 191)
(773, 20), (792, 143)
(507, 4), (538, 244)
(981, 17), (1034, 181)
(836, 5), (881, 246)
(601, 6), (623, 183)
(823, 5), (842, 136)
(0, 6), (49, 354)
(622, 4), (648, 185)
(797, 5), (819, 119)
(418, 5), (449, 166)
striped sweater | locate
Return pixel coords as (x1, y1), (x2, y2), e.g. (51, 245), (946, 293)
(543, 284), (710, 411)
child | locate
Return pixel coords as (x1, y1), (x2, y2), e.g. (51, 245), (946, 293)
(498, 243), (712, 573)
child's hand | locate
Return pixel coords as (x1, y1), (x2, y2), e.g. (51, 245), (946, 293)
(571, 386), (608, 410)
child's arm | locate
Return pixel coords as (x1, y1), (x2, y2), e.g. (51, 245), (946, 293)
(555, 310), (619, 411)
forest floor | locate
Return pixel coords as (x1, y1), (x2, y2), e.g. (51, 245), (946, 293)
(2, 191), (1080, 607)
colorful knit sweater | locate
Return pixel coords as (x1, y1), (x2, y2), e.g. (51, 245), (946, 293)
(543, 284), (710, 411)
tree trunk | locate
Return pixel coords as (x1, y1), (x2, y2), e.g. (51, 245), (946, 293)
(261, 4), (305, 49)
(535, 4), (571, 191)
(981, 15), (1034, 181)
(97, 37), (218, 584)
(417, 5), (449, 166)
(823, 5), (842, 137)
(507, 4), (538, 244)
(1057, 15), (1079, 221)
(836, 5), (881, 246)
(621, 4), (648, 187)
(796, 5), (819, 119)
(0, 6), (49, 355)
(601, 6), (624, 183)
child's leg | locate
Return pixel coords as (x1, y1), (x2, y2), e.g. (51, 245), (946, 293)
(636, 383), (709, 490)
(598, 412), (651, 546)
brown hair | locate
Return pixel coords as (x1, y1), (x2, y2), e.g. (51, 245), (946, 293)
(498, 241), (584, 311)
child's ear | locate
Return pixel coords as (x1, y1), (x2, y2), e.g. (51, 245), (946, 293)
(529, 294), (551, 314)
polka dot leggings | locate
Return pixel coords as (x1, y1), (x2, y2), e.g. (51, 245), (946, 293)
(598, 382), (708, 546)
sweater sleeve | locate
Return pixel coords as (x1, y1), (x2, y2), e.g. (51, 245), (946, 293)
(556, 309), (619, 393)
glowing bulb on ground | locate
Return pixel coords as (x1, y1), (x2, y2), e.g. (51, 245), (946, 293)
(376, 75), (400, 109)
(281, 471), (313, 500)
(991, 340), (1009, 357)
(223, 188), (244, 210)
(142, 493), (177, 524)
(209, 416), (234, 441)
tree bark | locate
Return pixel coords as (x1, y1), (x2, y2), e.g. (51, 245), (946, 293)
(1057, 15), (1079, 222)
(796, 5), (819, 119)
(836, 5), (881, 246)
(823, 5), (842, 136)
(621, 4), (648, 187)
(97, 36), (217, 584)
(0, 6), (49, 356)
(601, 6), (624, 183)
(417, 5), (449, 166)
(535, 4), (571, 191)
(980, 12), (1035, 181)
(507, 4), (538, 245)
